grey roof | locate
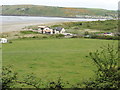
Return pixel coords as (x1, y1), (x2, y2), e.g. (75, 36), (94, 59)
(54, 27), (63, 31)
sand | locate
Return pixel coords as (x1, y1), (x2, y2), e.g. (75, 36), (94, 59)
(0, 21), (67, 33)
(0, 16), (101, 33)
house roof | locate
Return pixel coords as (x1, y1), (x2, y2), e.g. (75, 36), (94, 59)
(0, 38), (7, 40)
(54, 27), (63, 31)
(38, 26), (47, 28)
(43, 30), (51, 32)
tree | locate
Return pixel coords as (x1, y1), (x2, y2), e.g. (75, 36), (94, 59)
(2, 65), (17, 88)
(82, 44), (119, 88)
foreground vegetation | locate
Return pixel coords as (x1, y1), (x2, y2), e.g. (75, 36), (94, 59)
(2, 44), (119, 88)
(2, 38), (118, 88)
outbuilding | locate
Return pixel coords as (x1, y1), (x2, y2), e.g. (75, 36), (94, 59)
(0, 38), (8, 43)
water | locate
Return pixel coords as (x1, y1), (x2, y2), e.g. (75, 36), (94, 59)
(0, 16), (106, 32)
(0, 16), (106, 23)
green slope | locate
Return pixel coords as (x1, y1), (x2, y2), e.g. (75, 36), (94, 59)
(3, 38), (118, 86)
(1, 5), (117, 18)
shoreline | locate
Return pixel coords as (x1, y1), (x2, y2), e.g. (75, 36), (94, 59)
(0, 15), (116, 20)
(1, 15), (112, 19)
(0, 16), (108, 33)
(1, 21), (74, 33)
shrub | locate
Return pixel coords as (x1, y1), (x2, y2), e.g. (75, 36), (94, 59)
(90, 35), (120, 40)
(2, 66), (18, 88)
(84, 31), (89, 35)
(42, 36), (48, 38)
(8, 41), (12, 43)
(71, 35), (83, 38)
(50, 34), (64, 38)
(20, 31), (38, 34)
(81, 44), (119, 89)
(46, 77), (69, 89)
(1, 67), (68, 88)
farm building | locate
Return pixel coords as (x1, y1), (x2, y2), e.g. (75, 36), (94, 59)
(0, 38), (8, 43)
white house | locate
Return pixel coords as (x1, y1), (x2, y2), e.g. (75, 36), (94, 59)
(0, 38), (8, 43)
(37, 26), (66, 34)
(37, 26), (53, 34)
(53, 27), (65, 34)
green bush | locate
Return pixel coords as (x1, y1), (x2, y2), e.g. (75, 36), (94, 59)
(71, 35), (83, 38)
(2, 66), (18, 88)
(42, 36), (48, 38)
(84, 31), (89, 35)
(81, 44), (119, 89)
(50, 34), (64, 38)
(20, 31), (38, 34)
(90, 35), (119, 40)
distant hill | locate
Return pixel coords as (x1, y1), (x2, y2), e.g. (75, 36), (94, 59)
(1, 5), (117, 18)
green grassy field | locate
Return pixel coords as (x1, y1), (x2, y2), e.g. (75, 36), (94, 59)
(2, 38), (118, 85)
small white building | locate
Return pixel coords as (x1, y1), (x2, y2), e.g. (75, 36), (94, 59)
(37, 26), (66, 34)
(0, 38), (8, 43)
(53, 27), (66, 34)
(38, 26), (53, 34)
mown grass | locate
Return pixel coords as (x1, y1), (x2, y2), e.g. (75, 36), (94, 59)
(2, 38), (118, 85)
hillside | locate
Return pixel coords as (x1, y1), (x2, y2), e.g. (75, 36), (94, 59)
(1, 5), (117, 18)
